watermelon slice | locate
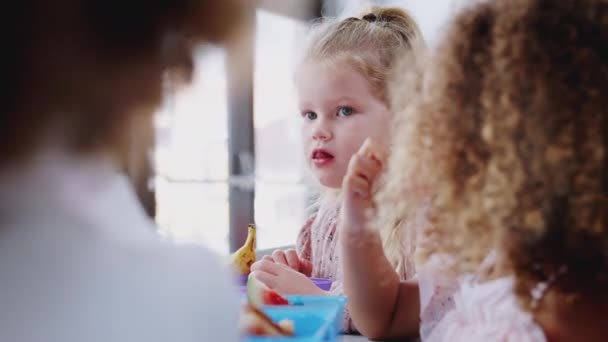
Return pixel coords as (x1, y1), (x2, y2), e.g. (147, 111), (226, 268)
(247, 276), (289, 306)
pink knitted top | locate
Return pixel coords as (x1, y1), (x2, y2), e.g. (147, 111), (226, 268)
(418, 252), (546, 341)
(295, 199), (356, 332)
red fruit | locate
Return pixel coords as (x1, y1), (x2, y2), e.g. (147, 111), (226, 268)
(247, 276), (289, 306)
(263, 290), (289, 305)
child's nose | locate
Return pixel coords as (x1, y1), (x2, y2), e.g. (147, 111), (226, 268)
(312, 122), (333, 141)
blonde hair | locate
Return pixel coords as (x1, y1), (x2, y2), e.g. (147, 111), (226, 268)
(302, 6), (424, 103)
(301, 7), (425, 278)
(375, 47), (430, 279)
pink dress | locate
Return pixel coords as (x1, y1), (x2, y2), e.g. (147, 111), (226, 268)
(296, 197), (419, 335)
(296, 199), (357, 332)
(418, 253), (546, 342)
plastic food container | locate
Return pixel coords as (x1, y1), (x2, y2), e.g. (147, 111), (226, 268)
(309, 278), (332, 291)
(237, 276), (333, 292)
(244, 295), (347, 342)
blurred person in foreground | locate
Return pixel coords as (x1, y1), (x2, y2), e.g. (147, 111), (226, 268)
(0, 1), (247, 341)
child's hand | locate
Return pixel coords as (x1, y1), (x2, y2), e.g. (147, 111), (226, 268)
(250, 259), (325, 296)
(341, 138), (387, 234)
(259, 249), (313, 276)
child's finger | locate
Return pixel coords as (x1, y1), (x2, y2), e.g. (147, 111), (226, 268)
(348, 147), (383, 180)
(284, 249), (300, 271)
(249, 270), (277, 289)
(353, 176), (372, 198)
(272, 250), (289, 265)
(299, 258), (313, 276)
(346, 156), (368, 183)
(344, 172), (371, 198)
(347, 153), (376, 176)
(251, 259), (283, 276)
(250, 259), (264, 270)
(262, 255), (274, 262)
(346, 155), (381, 195)
(353, 152), (383, 181)
(359, 138), (387, 167)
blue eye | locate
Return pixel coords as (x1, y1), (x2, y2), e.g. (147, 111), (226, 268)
(304, 112), (318, 120)
(337, 106), (353, 117)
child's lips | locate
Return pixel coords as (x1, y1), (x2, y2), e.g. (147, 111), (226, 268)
(311, 149), (334, 166)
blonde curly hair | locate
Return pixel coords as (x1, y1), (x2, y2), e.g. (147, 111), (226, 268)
(377, 0), (608, 304)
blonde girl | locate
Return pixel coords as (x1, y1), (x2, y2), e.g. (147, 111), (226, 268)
(250, 6), (425, 333)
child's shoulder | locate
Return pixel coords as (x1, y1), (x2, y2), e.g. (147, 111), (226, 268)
(427, 276), (546, 342)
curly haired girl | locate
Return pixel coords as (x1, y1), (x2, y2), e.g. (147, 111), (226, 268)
(341, 0), (608, 340)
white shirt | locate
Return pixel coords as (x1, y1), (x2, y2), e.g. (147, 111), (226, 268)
(0, 149), (240, 342)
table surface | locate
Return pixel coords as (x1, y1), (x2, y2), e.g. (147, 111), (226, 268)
(341, 335), (369, 341)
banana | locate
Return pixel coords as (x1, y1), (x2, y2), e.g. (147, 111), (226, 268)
(229, 224), (257, 275)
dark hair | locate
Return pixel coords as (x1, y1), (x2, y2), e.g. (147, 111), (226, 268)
(0, 0), (245, 165)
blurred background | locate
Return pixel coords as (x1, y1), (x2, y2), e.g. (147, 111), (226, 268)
(130, 0), (463, 255)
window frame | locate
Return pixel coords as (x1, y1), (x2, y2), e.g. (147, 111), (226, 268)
(134, 0), (326, 252)
(225, 0), (323, 252)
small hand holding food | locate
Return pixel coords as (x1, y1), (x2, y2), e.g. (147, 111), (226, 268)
(260, 249), (313, 276)
(341, 138), (387, 234)
(250, 259), (325, 296)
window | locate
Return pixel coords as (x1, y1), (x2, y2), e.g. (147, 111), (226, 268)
(153, 10), (312, 255)
(152, 2), (463, 255)
(154, 48), (231, 256)
(254, 10), (310, 250)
